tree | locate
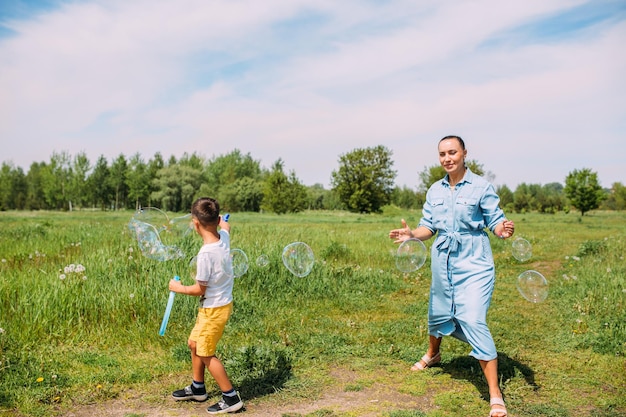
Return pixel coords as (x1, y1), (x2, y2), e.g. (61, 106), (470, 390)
(39, 152), (71, 210)
(496, 185), (514, 212)
(109, 154), (129, 210)
(11, 166), (27, 210)
(306, 184), (332, 210)
(151, 164), (204, 212)
(331, 145), (396, 213)
(232, 177), (264, 212)
(513, 183), (534, 213)
(25, 162), (45, 210)
(390, 186), (424, 210)
(539, 182), (566, 213)
(68, 152), (91, 210)
(564, 168), (605, 216)
(261, 159), (307, 214)
(126, 153), (150, 210)
(204, 149), (262, 206)
(602, 182), (626, 210)
(146, 152), (165, 207)
(0, 162), (26, 210)
(0, 162), (13, 210)
(89, 155), (112, 210)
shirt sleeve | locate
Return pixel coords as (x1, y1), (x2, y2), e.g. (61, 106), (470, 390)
(195, 253), (212, 285)
(219, 229), (230, 248)
(418, 185), (437, 234)
(481, 183), (506, 232)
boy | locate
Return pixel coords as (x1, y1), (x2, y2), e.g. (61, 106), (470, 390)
(169, 197), (243, 414)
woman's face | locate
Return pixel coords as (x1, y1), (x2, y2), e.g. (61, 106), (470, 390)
(438, 138), (467, 175)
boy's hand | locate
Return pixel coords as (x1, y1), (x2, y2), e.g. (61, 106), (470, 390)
(219, 214), (231, 232)
(169, 279), (184, 293)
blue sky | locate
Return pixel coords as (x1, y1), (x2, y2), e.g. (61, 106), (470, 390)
(1, 0), (624, 189)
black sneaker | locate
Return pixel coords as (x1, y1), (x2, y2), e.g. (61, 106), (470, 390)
(172, 384), (209, 402)
(206, 392), (244, 414)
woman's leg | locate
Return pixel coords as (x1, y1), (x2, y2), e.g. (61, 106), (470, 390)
(479, 358), (507, 416)
(426, 335), (442, 358)
(412, 335), (443, 370)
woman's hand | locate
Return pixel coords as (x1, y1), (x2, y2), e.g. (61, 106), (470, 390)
(498, 220), (515, 239)
(389, 219), (413, 244)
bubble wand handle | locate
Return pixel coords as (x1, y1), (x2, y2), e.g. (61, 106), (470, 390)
(159, 275), (180, 336)
(223, 213), (230, 222)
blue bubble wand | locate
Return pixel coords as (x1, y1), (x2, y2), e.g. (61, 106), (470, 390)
(159, 275), (180, 336)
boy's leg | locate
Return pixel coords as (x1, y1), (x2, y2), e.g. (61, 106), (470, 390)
(203, 355), (233, 392)
(191, 341), (206, 383)
(203, 355), (244, 414)
(171, 340), (209, 402)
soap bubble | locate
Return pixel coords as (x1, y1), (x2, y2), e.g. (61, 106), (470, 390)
(282, 242), (315, 277)
(517, 270), (549, 303)
(128, 207), (192, 261)
(132, 207), (169, 233)
(395, 238), (427, 273)
(189, 256), (197, 280)
(230, 248), (249, 278)
(512, 238), (532, 262)
(168, 213), (194, 239)
(256, 254), (270, 268)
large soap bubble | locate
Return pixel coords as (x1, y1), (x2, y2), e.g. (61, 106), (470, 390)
(512, 238), (532, 262)
(282, 242), (315, 277)
(168, 213), (194, 239)
(230, 248), (249, 278)
(128, 207), (193, 261)
(395, 238), (427, 273)
(517, 270), (549, 303)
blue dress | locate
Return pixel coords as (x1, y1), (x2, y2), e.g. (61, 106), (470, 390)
(418, 169), (506, 361)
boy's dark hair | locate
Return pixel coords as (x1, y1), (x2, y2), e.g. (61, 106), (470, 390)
(440, 135), (465, 150)
(191, 197), (220, 227)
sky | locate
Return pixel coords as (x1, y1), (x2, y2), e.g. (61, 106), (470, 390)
(1, 0), (625, 190)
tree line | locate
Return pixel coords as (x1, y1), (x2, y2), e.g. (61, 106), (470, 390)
(0, 146), (624, 215)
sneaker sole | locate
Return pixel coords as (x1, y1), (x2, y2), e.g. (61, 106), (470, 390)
(207, 400), (244, 414)
(172, 394), (209, 402)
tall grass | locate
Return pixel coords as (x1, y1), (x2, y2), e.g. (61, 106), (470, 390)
(0, 210), (625, 416)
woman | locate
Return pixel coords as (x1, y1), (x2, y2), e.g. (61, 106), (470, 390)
(389, 135), (513, 417)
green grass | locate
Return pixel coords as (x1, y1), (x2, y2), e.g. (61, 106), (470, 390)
(0, 209), (625, 416)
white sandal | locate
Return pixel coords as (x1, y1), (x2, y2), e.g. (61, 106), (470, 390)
(410, 352), (441, 371)
(489, 397), (507, 417)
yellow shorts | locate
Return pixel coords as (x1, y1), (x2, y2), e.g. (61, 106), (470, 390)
(189, 302), (233, 357)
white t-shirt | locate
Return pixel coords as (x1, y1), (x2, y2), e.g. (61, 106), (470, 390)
(195, 230), (234, 308)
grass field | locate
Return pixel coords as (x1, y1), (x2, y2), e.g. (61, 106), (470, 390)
(0, 209), (625, 417)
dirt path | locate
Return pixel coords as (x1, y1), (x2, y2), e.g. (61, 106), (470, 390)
(64, 385), (426, 417)
(62, 369), (434, 417)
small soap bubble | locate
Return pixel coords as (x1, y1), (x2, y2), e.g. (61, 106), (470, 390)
(512, 238), (532, 262)
(256, 254), (269, 268)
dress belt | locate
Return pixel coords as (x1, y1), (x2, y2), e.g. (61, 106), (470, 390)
(435, 230), (483, 253)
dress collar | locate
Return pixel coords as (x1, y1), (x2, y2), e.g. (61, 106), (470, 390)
(443, 167), (473, 187)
